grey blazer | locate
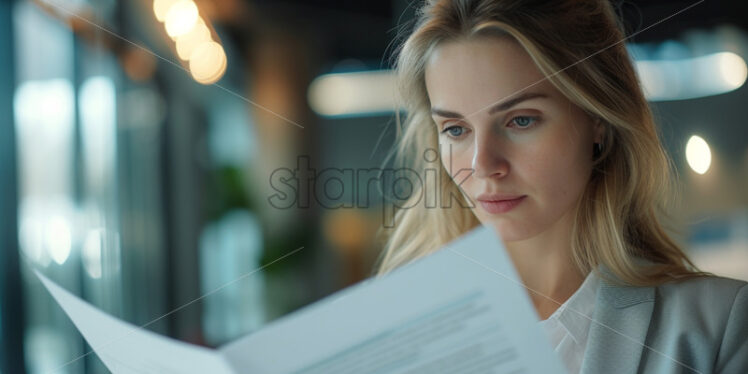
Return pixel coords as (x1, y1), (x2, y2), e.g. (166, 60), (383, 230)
(580, 273), (748, 374)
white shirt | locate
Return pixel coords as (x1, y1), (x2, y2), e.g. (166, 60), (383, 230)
(538, 271), (600, 374)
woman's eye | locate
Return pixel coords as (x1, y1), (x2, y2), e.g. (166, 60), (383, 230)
(441, 125), (466, 138)
(510, 116), (538, 129)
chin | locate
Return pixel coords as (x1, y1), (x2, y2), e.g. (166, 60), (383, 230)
(493, 229), (529, 243)
(479, 218), (534, 243)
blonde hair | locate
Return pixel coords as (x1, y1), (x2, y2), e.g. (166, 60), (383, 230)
(373, 0), (710, 285)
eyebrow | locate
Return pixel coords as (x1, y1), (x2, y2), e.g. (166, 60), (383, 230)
(430, 92), (549, 119)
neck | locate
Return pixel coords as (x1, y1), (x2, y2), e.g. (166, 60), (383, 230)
(503, 214), (585, 320)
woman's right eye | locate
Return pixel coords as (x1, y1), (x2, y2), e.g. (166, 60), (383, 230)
(441, 125), (466, 138)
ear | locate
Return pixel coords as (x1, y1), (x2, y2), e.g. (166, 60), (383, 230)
(592, 117), (605, 144)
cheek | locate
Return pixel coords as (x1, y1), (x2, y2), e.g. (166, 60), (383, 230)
(440, 145), (474, 180)
(525, 135), (591, 201)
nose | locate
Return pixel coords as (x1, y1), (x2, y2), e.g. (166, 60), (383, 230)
(471, 131), (509, 179)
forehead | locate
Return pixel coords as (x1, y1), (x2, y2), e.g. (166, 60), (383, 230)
(424, 36), (552, 114)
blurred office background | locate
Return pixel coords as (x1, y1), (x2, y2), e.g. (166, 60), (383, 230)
(0, 0), (747, 373)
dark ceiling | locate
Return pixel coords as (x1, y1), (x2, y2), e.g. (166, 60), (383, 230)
(618, 0), (748, 42)
(243, 0), (748, 66)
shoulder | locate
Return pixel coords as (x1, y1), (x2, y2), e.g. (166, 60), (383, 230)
(656, 275), (747, 306)
(591, 269), (747, 372)
(652, 275), (746, 327)
(651, 275), (748, 373)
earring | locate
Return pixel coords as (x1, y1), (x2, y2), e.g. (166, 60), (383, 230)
(593, 143), (602, 158)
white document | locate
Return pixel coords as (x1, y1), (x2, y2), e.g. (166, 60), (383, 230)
(36, 226), (567, 374)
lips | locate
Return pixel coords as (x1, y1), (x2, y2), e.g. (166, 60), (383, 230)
(477, 193), (525, 202)
(476, 194), (526, 214)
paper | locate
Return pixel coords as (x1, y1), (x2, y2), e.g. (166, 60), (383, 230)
(35, 271), (235, 374)
(36, 226), (567, 374)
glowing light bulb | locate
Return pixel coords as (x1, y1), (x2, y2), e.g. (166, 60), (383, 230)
(189, 41), (227, 84)
(308, 70), (398, 116)
(717, 52), (748, 89)
(45, 216), (71, 265)
(176, 18), (211, 60)
(686, 135), (712, 175)
(153, 0), (180, 22)
(636, 51), (748, 101)
(164, 0), (199, 38)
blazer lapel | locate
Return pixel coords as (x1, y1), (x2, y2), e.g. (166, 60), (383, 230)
(579, 278), (656, 374)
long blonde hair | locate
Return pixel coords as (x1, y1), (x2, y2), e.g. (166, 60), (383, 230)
(374, 0), (710, 285)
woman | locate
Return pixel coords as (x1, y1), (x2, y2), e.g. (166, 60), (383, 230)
(374, 1), (747, 373)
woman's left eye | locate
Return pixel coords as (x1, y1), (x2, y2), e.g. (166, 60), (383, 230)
(509, 116), (538, 129)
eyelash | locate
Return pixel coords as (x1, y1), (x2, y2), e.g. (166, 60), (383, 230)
(440, 115), (540, 138)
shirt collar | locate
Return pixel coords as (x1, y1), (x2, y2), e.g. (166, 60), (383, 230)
(553, 270), (600, 345)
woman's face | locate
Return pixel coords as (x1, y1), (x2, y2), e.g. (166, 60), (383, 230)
(424, 36), (602, 243)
